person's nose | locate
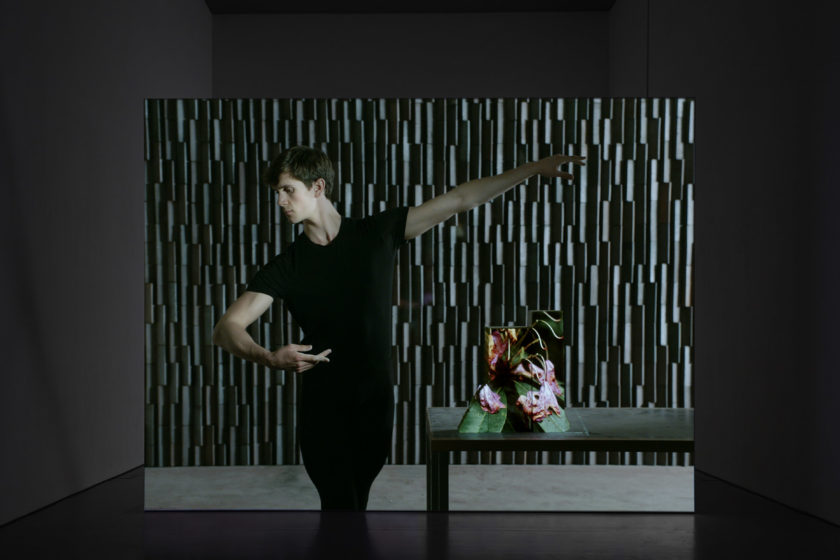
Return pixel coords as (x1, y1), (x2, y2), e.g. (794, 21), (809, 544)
(276, 192), (287, 207)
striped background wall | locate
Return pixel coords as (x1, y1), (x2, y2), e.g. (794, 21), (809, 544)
(144, 97), (694, 468)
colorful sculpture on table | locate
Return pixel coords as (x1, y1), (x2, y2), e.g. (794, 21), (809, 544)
(458, 310), (570, 433)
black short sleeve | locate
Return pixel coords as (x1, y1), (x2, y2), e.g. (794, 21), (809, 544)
(245, 253), (289, 299)
(364, 206), (409, 249)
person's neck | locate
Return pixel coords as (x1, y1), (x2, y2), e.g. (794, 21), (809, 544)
(302, 200), (342, 246)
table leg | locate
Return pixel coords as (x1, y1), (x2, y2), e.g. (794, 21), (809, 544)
(427, 450), (449, 512)
(426, 450), (433, 511)
(426, 428), (433, 511)
(437, 451), (449, 512)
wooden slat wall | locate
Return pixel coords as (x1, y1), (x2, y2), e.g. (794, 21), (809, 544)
(144, 98), (694, 468)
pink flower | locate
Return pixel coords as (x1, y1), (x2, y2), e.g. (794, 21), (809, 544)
(512, 360), (564, 401)
(515, 382), (563, 423)
(486, 330), (509, 379)
(478, 384), (506, 414)
(511, 361), (537, 382)
(539, 382), (563, 417)
(543, 360), (565, 400)
(516, 390), (546, 422)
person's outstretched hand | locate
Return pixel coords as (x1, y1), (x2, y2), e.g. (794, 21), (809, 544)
(268, 344), (331, 373)
(532, 154), (586, 181)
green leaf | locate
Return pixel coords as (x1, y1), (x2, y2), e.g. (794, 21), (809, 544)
(513, 379), (539, 397)
(484, 389), (507, 432)
(501, 417), (516, 432)
(457, 387), (508, 433)
(457, 398), (487, 433)
(534, 408), (571, 433)
(507, 340), (529, 370)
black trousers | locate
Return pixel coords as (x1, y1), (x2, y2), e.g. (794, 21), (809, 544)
(299, 371), (394, 511)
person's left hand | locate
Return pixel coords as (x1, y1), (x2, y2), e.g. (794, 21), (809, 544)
(532, 154), (586, 180)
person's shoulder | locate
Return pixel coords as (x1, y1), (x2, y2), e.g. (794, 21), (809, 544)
(360, 206), (410, 245)
(362, 205), (409, 226)
(262, 240), (300, 268)
(247, 242), (299, 298)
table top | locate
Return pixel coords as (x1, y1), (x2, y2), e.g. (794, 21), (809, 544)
(427, 407), (694, 453)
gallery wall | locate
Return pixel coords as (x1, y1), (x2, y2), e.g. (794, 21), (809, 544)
(609, 0), (840, 525)
(3, 0), (838, 527)
(211, 12), (610, 98)
(0, 0), (212, 526)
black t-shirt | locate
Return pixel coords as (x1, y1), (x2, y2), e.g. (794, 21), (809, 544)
(246, 206), (409, 390)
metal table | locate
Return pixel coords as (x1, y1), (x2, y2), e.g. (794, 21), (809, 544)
(425, 406), (694, 511)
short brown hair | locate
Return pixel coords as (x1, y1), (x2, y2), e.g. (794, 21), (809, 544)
(262, 145), (335, 199)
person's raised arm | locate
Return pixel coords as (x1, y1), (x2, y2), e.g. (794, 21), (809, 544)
(404, 154), (585, 240)
(212, 291), (331, 373)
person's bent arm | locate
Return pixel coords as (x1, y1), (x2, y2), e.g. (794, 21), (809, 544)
(404, 154), (585, 240)
(212, 291), (330, 373)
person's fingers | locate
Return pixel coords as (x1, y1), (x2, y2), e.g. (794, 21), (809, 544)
(293, 344), (313, 351)
(298, 352), (330, 363)
(551, 155), (586, 168)
(296, 355), (331, 372)
(559, 172), (574, 180)
(294, 348), (333, 372)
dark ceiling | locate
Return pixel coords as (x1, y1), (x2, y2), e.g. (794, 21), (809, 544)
(204, 0), (616, 14)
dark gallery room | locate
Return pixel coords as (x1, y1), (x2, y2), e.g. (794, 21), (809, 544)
(1, 0), (839, 558)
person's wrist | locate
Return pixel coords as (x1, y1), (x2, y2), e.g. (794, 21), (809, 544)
(255, 347), (274, 368)
(521, 161), (540, 179)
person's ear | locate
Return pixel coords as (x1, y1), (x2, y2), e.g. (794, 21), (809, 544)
(313, 178), (325, 197)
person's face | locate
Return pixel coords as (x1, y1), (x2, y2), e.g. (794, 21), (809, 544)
(272, 172), (323, 223)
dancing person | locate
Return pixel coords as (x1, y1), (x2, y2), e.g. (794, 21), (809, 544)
(212, 145), (584, 510)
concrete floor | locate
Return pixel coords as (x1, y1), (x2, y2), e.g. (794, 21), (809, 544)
(7, 466), (839, 560)
(145, 465), (694, 511)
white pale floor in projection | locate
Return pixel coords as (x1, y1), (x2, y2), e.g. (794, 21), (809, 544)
(145, 465), (694, 512)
